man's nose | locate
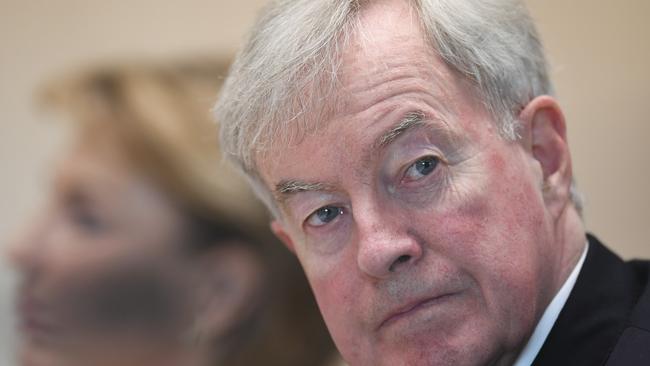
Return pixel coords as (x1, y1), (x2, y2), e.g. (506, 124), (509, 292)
(355, 209), (422, 280)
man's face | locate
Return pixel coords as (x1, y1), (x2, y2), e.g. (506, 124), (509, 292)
(262, 1), (561, 365)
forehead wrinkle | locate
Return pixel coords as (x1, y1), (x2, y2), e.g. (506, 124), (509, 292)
(340, 68), (440, 117)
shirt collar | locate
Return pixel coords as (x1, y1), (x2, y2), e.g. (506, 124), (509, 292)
(512, 242), (589, 366)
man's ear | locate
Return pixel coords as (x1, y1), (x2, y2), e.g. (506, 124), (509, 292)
(518, 96), (572, 218)
(270, 220), (296, 254)
(191, 244), (262, 341)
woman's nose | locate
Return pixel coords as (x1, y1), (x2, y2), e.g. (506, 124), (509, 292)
(5, 213), (51, 272)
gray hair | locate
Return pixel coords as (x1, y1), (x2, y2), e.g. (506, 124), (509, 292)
(215, 0), (583, 215)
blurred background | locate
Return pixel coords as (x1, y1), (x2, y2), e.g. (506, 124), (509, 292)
(1, 0), (648, 364)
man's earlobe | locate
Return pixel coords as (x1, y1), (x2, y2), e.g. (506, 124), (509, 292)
(271, 220), (296, 254)
(519, 96), (572, 215)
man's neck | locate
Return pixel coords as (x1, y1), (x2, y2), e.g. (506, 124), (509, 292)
(512, 241), (589, 366)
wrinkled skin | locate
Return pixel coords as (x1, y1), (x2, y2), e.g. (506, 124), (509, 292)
(263, 1), (585, 365)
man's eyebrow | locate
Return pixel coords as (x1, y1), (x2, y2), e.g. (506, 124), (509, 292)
(274, 180), (335, 205)
(361, 110), (460, 169)
(375, 110), (426, 149)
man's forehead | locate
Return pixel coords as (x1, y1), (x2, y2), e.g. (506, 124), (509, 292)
(335, 2), (453, 115)
(267, 110), (465, 207)
(256, 0), (480, 205)
(352, 0), (421, 45)
(344, 4), (429, 65)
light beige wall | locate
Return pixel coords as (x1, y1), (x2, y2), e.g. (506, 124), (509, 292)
(0, 1), (648, 362)
(525, 0), (650, 258)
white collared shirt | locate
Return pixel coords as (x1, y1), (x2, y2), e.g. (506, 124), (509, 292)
(512, 243), (590, 366)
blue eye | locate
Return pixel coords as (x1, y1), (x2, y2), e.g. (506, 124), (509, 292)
(306, 206), (344, 227)
(405, 156), (439, 181)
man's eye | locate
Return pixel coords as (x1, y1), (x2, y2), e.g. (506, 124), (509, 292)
(306, 206), (344, 227)
(404, 156), (439, 181)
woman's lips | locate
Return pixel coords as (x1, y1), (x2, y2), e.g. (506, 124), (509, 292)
(17, 294), (62, 343)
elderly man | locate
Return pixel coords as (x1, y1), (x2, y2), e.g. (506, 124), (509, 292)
(215, 0), (650, 365)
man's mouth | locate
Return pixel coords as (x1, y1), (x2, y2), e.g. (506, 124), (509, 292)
(378, 292), (459, 330)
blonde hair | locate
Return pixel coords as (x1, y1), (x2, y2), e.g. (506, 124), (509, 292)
(43, 59), (268, 232)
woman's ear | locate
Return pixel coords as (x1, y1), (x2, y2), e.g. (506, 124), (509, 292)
(191, 243), (263, 342)
(518, 96), (573, 218)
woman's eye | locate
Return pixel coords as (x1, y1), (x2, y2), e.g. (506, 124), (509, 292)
(70, 207), (106, 233)
(65, 195), (108, 234)
(404, 156), (439, 181)
(306, 206), (343, 227)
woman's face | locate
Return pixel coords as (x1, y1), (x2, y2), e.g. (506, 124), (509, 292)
(8, 137), (200, 366)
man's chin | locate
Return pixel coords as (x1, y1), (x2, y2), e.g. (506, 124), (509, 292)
(350, 318), (507, 366)
(363, 337), (504, 366)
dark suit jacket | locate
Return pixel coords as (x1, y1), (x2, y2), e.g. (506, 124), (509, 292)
(533, 234), (650, 366)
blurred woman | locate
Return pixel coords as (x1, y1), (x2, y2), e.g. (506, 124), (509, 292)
(7, 60), (337, 366)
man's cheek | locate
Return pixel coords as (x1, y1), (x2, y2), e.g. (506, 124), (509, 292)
(309, 260), (359, 319)
(413, 174), (538, 279)
(437, 150), (545, 245)
(411, 184), (493, 257)
(309, 267), (367, 356)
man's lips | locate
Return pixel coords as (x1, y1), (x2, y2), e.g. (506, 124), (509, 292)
(378, 292), (458, 330)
